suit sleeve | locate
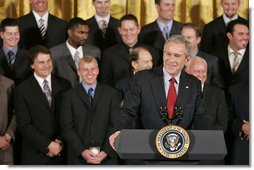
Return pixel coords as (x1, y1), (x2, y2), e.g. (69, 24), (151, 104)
(14, 88), (51, 152)
(214, 90), (228, 132)
(60, 91), (86, 156)
(6, 83), (16, 140)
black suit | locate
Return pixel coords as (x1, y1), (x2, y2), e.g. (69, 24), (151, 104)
(228, 80), (249, 165)
(114, 67), (212, 131)
(0, 47), (31, 84)
(18, 12), (67, 50)
(203, 84), (228, 132)
(14, 75), (71, 165)
(60, 83), (121, 165)
(200, 15), (248, 56)
(86, 16), (121, 51)
(100, 42), (160, 87)
(139, 20), (182, 61)
(217, 46), (249, 90)
(196, 50), (224, 88)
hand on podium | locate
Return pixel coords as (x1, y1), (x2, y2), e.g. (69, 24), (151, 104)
(109, 131), (120, 150)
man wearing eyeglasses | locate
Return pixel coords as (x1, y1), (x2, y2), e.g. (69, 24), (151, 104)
(109, 35), (212, 151)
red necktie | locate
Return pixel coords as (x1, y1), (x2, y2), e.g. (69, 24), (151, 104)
(167, 77), (177, 120)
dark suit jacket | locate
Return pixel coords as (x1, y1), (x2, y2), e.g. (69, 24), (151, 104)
(196, 50), (224, 88)
(0, 75), (15, 164)
(18, 12), (67, 50)
(228, 80), (249, 165)
(203, 84), (228, 132)
(200, 15), (248, 56)
(60, 83), (121, 165)
(114, 67), (212, 131)
(100, 42), (160, 87)
(14, 75), (71, 165)
(217, 46), (249, 90)
(86, 16), (121, 51)
(139, 20), (182, 60)
(0, 47), (32, 84)
(50, 43), (101, 87)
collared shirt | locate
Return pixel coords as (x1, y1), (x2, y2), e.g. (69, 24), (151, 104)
(191, 49), (198, 57)
(81, 81), (97, 98)
(227, 46), (245, 70)
(33, 10), (49, 29)
(163, 67), (180, 97)
(34, 73), (52, 91)
(2, 46), (18, 62)
(223, 13), (238, 25)
(95, 14), (110, 28)
(156, 19), (173, 35)
(66, 41), (83, 61)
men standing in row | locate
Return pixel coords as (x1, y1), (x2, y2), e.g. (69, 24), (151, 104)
(50, 17), (101, 87)
(110, 36), (212, 150)
(0, 18), (31, 85)
(18, 0), (67, 50)
(200, 0), (248, 56)
(0, 75), (16, 165)
(100, 14), (159, 87)
(15, 45), (71, 164)
(180, 23), (224, 89)
(139, 0), (182, 62)
(61, 56), (121, 165)
(86, 0), (121, 51)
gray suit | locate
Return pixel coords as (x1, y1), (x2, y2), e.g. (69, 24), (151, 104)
(50, 43), (101, 87)
(0, 75), (16, 164)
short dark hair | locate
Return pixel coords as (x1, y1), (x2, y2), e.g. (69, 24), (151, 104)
(129, 46), (151, 72)
(119, 14), (139, 27)
(181, 22), (202, 37)
(29, 45), (51, 65)
(226, 19), (249, 34)
(0, 18), (19, 32)
(155, 0), (161, 5)
(67, 17), (87, 30)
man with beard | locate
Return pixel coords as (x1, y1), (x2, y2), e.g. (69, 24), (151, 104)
(50, 17), (101, 87)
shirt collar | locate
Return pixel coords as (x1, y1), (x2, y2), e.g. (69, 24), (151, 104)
(156, 19), (173, 32)
(33, 73), (52, 91)
(81, 81), (97, 96)
(163, 67), (180, 84)
(66, 40), (83, 58)
(2, 46), (18, 56)
(95, 14), (110, 25)
(33, 11), (49, 27)
(228, 45), (246, 56)
(223, 13), (238, 25)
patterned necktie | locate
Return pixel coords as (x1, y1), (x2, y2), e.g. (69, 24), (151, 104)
(43, 80), (52, 106)
(39, 18), (46, 39)
(74, 50), (80, 69)
(100, 20), (107, 37)
(88, 88), (93, 104)
(167, 78), (177, 121)
(163, 25), (169, 40)
(7, 50), (15, 69)
(232, 52), (240, 73)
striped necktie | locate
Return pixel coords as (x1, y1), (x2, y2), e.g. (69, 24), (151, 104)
(43, 80), (52, 106)
(7, 50), (15, 69)
(232, 52), (240, 73)
(39, 18), (46, 39)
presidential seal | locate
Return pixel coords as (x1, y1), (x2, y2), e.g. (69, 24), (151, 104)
(156, 125), (190, 159)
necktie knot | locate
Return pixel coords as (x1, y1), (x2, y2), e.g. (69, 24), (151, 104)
(88, 88), (94, 104)
(43, 80), (52, 106)
(231, 51), (240, 73)
(100, 20), (107, 37)
(170, 77), (176, 84)
(74, 50), (80, 68)
(7, 50), (15, 68)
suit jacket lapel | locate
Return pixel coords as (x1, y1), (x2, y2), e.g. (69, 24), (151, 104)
(236, 48), (249, 74)
(63, 44), (76, 70)
(77, 84), (91, 108)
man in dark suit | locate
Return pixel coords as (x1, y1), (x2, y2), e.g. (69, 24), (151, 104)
(0, 18), (32, 85)
(18, 0), (67, 50)
(109, 35), (212, 149)
(181, 22), (224, 89)
(100, 14), (160, 87)
(0, 75), (16, 165)
(50, 17), (101, 87)
(139, 0), (182, 59)
(60, 56), (121, 165)
(200, 0), (248, 56)
(228, 80), (249, 165)
(86, 0), (121, 51)
(185, 57), (228, 133)
(14, 45), (71, 165)
(217, 19), (249, 90)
